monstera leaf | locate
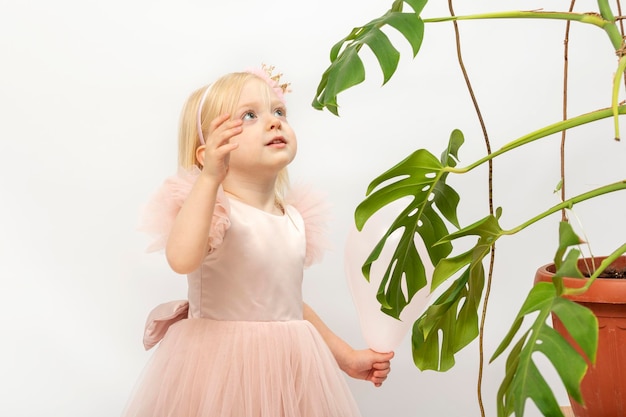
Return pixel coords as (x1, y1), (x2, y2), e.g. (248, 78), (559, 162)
(490, 224), (598, 417)
(354, 130), (463, 319)
(312, 0), (427, 115)
(411, 212), (504, 371)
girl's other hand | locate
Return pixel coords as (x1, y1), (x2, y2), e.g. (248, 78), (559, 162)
(199, 114), (242, 182)
(342, 349), (394, 387)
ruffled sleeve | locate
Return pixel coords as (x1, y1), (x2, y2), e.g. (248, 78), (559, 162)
(285, 184), (332, 267)
(139, 166), (231, 253)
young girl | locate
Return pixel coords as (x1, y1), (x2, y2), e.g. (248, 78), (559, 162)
(122, 66), (394, 417)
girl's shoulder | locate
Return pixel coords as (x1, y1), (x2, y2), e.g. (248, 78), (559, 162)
(285, 184), (332, 267)
(139, 166), (230, 253)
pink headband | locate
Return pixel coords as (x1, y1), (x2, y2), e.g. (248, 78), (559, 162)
(196, 65), (291, 145)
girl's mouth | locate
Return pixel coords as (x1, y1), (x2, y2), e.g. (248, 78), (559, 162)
(266, 137), (286, 146)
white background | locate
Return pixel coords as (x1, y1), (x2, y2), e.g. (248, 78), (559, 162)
(1, 1), (624, 416)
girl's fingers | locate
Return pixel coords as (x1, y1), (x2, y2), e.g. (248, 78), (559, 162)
(208, 113), (231, 132)
(210, 123), (243, 149)
(208, 114), (242, 140)
(214, 142), (239, 157)
(372, 361), (391, 370)
(200, 114), (242, 179)
(221, 124), (243, 144)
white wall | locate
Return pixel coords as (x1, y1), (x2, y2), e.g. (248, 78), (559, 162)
(1, 1), (624, 416)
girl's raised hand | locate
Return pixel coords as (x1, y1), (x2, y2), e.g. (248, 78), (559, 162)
(199, 114), (242, 182)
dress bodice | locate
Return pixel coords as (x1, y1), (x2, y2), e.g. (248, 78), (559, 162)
(186, 198), (306, 321)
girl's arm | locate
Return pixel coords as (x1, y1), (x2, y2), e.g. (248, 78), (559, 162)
(166, 114), (241, 274)
(303, 303), (394, 387)
(166, 174), (221, 273)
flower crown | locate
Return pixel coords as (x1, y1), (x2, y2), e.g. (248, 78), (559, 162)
(197, 64), (291, 146)
(245, 64), (292, 102)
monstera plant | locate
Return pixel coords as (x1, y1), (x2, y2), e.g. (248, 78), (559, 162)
(313, 1), (626, 416)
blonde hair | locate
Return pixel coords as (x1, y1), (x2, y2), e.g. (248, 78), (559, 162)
(177, 72), (290, 201)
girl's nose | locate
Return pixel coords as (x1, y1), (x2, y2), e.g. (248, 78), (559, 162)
(268, 116), (281, 130)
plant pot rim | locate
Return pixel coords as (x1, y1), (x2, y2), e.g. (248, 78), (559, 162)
(534, 256), (626, 304)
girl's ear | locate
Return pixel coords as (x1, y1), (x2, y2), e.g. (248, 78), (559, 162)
(195, 145), (206, 167)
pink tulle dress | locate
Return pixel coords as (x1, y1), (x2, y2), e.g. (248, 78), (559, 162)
(121, 167), (362, 417)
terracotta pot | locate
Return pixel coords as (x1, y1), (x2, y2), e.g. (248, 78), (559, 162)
(534, 256), (626, 417)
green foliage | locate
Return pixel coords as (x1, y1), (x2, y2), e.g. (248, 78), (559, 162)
(412, 255), (485, 371)
(312, 0), (426, 115)
(355, 129), (462, 318)
(313, 1), (626, 416)
(411, 212), (506, 370)
(490, 226), (598, 417)
(549, 222), (585, 294)
(494, 287), (591, 417)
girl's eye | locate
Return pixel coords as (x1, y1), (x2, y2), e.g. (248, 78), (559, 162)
(242, 111), (256, 121)
(274, 108), (286, 118)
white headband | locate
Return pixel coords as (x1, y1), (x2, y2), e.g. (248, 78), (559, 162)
(196, 84), (212, 146)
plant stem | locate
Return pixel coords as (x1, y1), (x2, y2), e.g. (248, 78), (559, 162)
(423, 8), (623, 50)
(506, 181), (626, 235)
(423, 10), (601, 24)
(611, 55), (626, 140)
(563, 242), (626, 295)
(617, 0), (626, 93)
(449, 105), (626, 174)
(597, 0), (624, 48)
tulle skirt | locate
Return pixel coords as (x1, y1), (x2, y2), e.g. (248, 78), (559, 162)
(121, 318), (362, 417)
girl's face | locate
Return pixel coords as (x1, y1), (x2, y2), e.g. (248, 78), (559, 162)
(226, 77), (297, 177)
